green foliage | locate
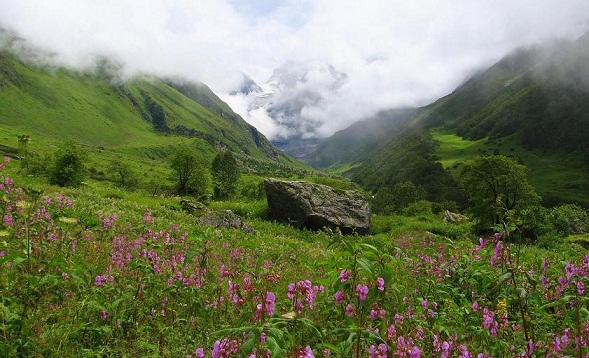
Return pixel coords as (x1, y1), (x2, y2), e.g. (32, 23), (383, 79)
(49, 141), (88, 187)
(372, 181), (426, 215)
(460, 155), (540, 233)
(21, 151), (51, 176)
(353, 130), (464, 206)
(549, 204), (589, 237)
(169, 147), (210, 198)
(16, 134), (29, 160)
(211, 151), (240, 200)
(237, 175), (265, 201)
(402, 200), (433, 217)
(107, 160), (137, 189)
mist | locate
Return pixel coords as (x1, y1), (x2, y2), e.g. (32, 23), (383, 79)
(1, 0), (588, 139)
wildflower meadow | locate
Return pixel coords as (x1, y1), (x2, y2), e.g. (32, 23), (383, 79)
(1, 156), (588, 357)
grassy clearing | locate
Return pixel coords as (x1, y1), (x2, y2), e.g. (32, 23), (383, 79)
(431, 128), (589, 206)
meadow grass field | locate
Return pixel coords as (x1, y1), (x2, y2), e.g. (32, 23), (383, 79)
(1, 157), (589, 357)
(431, 128), (589, 206)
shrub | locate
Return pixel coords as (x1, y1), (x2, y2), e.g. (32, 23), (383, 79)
(372, 181), (426, 215)
(169, 147), (210, 198)
(22, 151), (51, 176)
(211, 151), (240, 200)
(549, 204), (589, 237)
(49, 141), (88, 187)
(402, 200), (433, 217)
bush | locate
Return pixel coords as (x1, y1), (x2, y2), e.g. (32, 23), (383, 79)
(22, 152), (51, 176)
(402, 200), (433, 217)
(49, 141), (88, 187)
(238, 175), (265, 201)
(372, 181), (426, 215)
(211, 151), (240, 200)
(549, 204), (589, 237)
(169, 147), (210, 198)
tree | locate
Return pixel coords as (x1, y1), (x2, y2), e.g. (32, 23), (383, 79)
(49, 141), (88, 187)
(170, 147), (209, 198)
(17, 134), (29, 160)
(460, 155), (540, 231)
(211, 151), (240, 200)
(372, 181), (426, 215)
(107, 159), (137, 188)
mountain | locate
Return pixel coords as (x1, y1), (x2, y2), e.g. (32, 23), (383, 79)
(304, 107), (418, 168)
(0, 37), (305, 172)
(231, 60), (348, 157)
(312, 33), (589, 206)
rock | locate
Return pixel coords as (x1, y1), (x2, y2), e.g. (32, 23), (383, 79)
(180, 199), (254, 233)
(443, 210), (468, 224)
(180, 199), (208, 216)
(264, 178), (371, 235)
(197, 210), (255, 234)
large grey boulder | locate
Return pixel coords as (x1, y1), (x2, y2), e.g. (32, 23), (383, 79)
(264, 178), (371, 235)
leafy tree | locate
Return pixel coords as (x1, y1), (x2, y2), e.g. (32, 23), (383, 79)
(49, 141), (88, 187)
(17, 134), (29, 160)
(170, 147), (209, 198)
(211, 151), (240, 200)
(372, 181), (426, 214)
(460, 155), (540, 232)
(549, 204), (589, 237)
(107, 160), (137, 188)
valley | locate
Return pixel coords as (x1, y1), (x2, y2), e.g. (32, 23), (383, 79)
(1, 27), (589, 357)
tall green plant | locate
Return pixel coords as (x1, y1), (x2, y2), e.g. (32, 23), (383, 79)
(49, 141), (88, 187)
(169, 147), (209, 198)
(460, 155), (540, 234)
(211, 151), (240, 200)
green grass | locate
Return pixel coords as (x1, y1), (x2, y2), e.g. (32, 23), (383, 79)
(0, 49), (298, 172)
(2, 154), (589, 356)
(431, 128), (589, 206)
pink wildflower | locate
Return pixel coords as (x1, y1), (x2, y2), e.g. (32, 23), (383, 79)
(340, 269), (350, 283)
(300, 346), (314, 358)
(265, 292), (276, 316)
(356, 284), (369, 301)
(376, 277), (385, 292)
(334, 291), (344, 304)
(345, 303), (355, 317)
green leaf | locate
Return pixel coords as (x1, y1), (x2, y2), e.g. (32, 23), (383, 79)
(580, 308), (589, 319)
(266, 337), (285, 358)
(493, 271), (513, 289)
(516, 287), (527, 299)
(241, 330), (258, 354)
(357, 257), (374, 276)
(359, 243), (379, 253)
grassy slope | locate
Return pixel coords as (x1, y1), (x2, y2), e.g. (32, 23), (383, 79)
(432, 129), (589, 205)
(0, 49), (304, 171)
(327, 36), (589, 206)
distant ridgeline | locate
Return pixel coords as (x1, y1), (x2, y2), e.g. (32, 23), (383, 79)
(307, 32), (589, 207)
(0, 35), (300, 168)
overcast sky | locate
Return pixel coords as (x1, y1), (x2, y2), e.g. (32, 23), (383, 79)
(1, 0), (588, 138)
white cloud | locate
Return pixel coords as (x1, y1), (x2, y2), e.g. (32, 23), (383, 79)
(1, 0), (588, 139)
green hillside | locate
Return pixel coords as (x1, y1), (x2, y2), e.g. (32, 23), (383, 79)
(311, 33), (589, 207)
(305, 108), (417, 168)
(0, 46), (298, 169)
